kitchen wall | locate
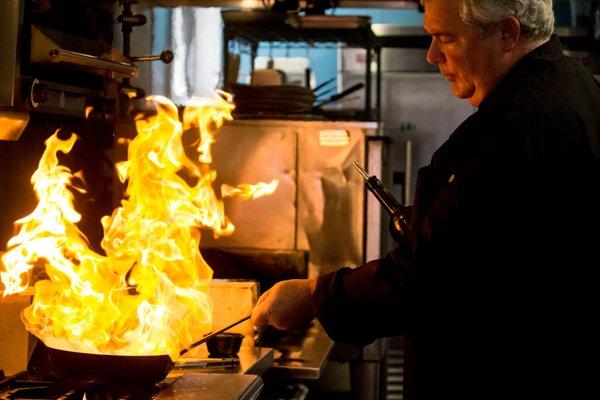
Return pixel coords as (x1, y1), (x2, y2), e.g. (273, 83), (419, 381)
(112, 5), (224, 102)
(125, 2), (596, 100)
(123, 5), (424, 99)
(246, 8), (424, 88)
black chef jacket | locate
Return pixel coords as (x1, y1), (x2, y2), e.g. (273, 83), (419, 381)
(312, 36), (600, 399)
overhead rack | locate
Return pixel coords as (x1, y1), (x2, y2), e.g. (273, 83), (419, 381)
(221, 10), (379, 120)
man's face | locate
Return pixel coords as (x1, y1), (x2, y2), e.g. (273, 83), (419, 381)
(423, 0), (507, 107)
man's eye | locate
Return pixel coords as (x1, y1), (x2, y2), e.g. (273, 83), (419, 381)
(438, 36), (454, 44)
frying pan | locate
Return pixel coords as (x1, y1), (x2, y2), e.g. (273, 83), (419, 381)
(44, 315), (251, 385)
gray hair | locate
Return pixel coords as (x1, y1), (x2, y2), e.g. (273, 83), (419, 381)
(422, 0), (555, 41)
(459, 0), (554, 40)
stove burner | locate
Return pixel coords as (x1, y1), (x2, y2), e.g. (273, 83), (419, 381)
(0, 372), (170, 400)
(75, 383), (162, 400)
(0, 372), (78, 400)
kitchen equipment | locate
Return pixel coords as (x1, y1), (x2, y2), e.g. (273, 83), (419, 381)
(0, 1), (127, 125)
(312, 76), (337, 96)
(182, 315), (251, 355)
(0, 370), (264, 400)
(0, 0), (173, 140)
(0, 294), (31, 376)
(251, 69), (286, 86)
(175, 356), (240, 369)
(42, 315), (251, 385)
(45, 347), (173, 386)
(313, 82), (364, 109)
(221, 9), (377, 119)
(353, 160), (410, 244)
(200, 118), (382, 271)
(206, 332), (245, 357)
(231, 84), (316, 117)
(368, 25), (436, 73)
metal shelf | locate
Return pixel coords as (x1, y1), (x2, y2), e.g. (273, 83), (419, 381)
(148, 0), (419, 9)
(222, 10), (379, 120)
(222, 11), (376, 47)
(371, 25), (431, 49)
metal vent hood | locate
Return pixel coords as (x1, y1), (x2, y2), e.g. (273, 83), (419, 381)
(148, 0), (419, 9)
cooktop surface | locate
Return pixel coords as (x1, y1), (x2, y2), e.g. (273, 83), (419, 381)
(0, 371), (262, 400)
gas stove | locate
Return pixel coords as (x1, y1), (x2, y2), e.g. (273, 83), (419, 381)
(0, 371), (163, 400)
(0, 371), (263, 400)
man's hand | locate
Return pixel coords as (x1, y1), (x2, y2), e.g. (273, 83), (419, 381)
(251, 279), (317, 330)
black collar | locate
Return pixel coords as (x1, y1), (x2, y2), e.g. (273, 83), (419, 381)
(525, 34), (564, 63)
(479, 35), (564, 109)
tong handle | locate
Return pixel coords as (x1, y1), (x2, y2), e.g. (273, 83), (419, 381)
(180, 315), (250, 356)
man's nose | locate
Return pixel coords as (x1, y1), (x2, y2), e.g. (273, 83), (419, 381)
(426, 38), (444, 65)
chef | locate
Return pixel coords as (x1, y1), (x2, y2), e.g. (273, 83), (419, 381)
(252, 1), (600, 398)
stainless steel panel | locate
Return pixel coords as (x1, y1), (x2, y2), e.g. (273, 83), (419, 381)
(176, 344), (274, 376)
(200, 119), (378, 278)
(30, 26), (139, 78)
(156, 374), (263, 399)
(269, 320), (333, 380)
(44, 48), (138, 77)
(382, 73), (475, 200)
(0, 109), (29, 141)
(342, 72), (474, 205)
(365, 138), (384, 262)
(380, 48), (437, 73)
(297, 123), (366, 275)
(0, 294), (32, 376)
(338, 0), (418, 7)
(268, 322), (334, 380)
(200, 121), (297, 250)
(370, 25), (436, 73)
(0, 0), (23, 107)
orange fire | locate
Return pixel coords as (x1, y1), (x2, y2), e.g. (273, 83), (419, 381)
(0, 93), (277, 360)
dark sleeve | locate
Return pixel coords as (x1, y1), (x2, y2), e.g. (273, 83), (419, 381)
(308, 112), (532, 347)
(311, 245), (416, 346)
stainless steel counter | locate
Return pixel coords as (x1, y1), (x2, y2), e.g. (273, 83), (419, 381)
(173, 322), (334, 381)
(156, 374), (263, 400)
(174, 344), (274, 376)
(266, 322), (334, 380)
(165, 345), (272, 399)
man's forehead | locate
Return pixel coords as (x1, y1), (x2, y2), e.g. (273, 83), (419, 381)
(422, 0), (463, 33)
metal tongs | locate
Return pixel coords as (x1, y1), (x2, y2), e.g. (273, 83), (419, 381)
(180, 315), (251, 356)
(353, 161), (410, 243)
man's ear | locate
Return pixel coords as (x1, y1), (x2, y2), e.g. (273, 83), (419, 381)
(501, 16), (521, 52)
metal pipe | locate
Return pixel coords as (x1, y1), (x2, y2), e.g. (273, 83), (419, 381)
(48, 48), (139, 77)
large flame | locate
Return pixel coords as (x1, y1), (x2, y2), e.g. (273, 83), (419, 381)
(0, 93), (278, 360)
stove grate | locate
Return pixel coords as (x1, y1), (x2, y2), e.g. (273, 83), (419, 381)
(0, 372), (166, 400)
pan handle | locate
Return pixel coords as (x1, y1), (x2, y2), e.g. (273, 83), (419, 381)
(312, 76), (337, 95)
(314, 82), (364, 108)
(179, 315), (251, 356)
